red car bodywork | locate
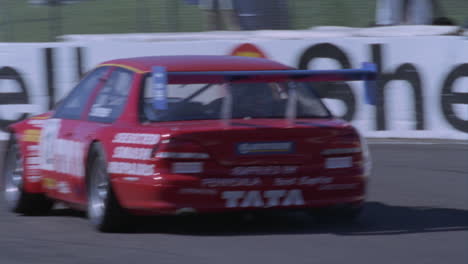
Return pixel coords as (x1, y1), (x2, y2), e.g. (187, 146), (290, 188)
(8, 56), (369, 215)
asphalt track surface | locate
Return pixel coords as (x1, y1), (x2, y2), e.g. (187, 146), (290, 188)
(0, 140), (467, 264)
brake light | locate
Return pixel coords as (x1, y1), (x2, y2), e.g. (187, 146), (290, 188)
(335, 130), (360, 145)
(153, 139), (210, 160)
(358, 133), (372, 177)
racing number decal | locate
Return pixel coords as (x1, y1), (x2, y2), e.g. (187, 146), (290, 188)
(39, 118), (61, 171)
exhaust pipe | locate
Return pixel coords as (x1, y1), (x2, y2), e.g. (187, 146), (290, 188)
(175, 207), (197, 216)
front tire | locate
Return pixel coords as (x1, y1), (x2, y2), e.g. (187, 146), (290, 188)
(87, 144), (130, 232)
(2, 136), (53, 215)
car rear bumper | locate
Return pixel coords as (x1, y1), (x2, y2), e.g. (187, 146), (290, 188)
(111, 175), (367, 215)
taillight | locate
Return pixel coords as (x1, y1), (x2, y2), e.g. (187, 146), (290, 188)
(335, 130), (360, 145)
(358, 132), (372, 177)
(153, 139), (210, 160)
(321, 127), (362, 170)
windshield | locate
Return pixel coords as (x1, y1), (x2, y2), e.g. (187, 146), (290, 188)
(141, 77), (331, 122)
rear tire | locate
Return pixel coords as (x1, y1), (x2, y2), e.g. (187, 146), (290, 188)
(87, 143), (131, 232)
(2, 136), (53, 215)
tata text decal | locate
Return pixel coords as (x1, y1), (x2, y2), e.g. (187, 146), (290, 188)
(222, 189), (305, 208)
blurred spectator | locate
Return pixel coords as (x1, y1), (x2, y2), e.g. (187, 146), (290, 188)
(376, 0), (434, 25)
(28, 0), (87, 4)
(236, 0), (290, 30)
(431, 1), (456, 25)
(183, 0), (199, 4)
(198, 0), (240, 30)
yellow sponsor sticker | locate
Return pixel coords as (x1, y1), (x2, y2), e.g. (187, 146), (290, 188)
(43, 178), (56, 189)
(233, 51), (262, 58)
(31, 115), (50, 120)
(23, 129), (41, 142)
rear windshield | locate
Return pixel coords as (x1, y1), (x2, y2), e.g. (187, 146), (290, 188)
(141, 77), (331, 122)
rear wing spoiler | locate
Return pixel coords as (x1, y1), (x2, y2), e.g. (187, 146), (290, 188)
(167, 62), (377, 84)
(160, 62), (377, 105)
(151, 62), (378, 113)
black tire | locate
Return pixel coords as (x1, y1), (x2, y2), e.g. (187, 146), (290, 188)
(312, 203), (363, 224)
(87, 143), (131, 232)
(2, 136), (53, 215)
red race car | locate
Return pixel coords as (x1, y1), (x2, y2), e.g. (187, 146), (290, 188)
(2, 55), (375, 231)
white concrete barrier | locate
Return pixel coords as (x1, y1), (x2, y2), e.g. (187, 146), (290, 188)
(0, 34), (467, 140)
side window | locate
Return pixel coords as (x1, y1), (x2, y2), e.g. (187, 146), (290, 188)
(141, 75), (225, 122)
(54, 67), (108, 120)
(88, 68), (134, 123)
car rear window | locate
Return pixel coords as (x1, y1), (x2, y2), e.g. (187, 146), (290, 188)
(141, 76), (331, 122)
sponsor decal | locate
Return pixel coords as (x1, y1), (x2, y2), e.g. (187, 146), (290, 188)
(108, 162), (155, 176)
(23, 129), (41, 142)
(43, 178), (56, 189)
(112, 133), (160, 145)
(27, 166), (41, 176)
(123, 177), (140, 182)
(57, 181), (71, 194)
(273, 178), (297, 186)
(27, 119), (45, 128)
(89, 106), (112, 118)
(27, 145), (39, 153)
(27, 176), (41, 183)
(325, 157), (353, 169)
(112, 146), (152, 161)
(27, 165), (41, 170)
(298, 176), (333, 185)
(178, 188), (218, 195)
(27, 157), (40, 165)
(201, 177), (262, 187)
(152, 66), (168, 110)
(274, 176), (333, 186)
(26, 149), (41, 175)
(39, 118), (61, 171)
(172, 162), (203, 174)
(30, 115), (50, 120)
(222, 189), (305, 208)
(231, 165), (298, 176)
(39, 120), (85, 177)
(319, 183), (358, 190)
(54, 139), (85, 177)
(237, 141), (294, 155)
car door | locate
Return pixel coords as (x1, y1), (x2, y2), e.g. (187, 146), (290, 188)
(60, 67), (135, 204)
(39, 66), (111, 201)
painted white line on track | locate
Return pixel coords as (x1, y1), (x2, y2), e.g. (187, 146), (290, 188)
(370, 141), (437, 145)
(369, 141), (468, 145)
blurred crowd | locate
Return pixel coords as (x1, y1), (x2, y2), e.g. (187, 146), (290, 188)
(197, 0), (240, 30)
(375, 0), (455, 26)
(185, 0), (290, 31)
(186, 0), (458, 31)
(29, 0), (461, 32)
